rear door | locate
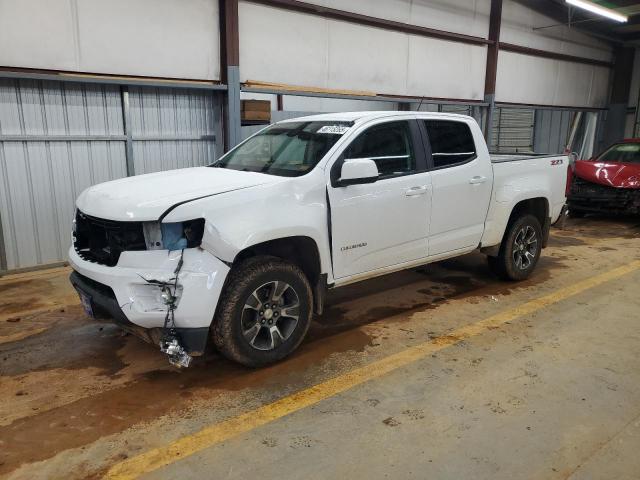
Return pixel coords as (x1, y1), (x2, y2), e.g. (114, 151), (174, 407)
(328, 119), (432, 279)
(421, 119), (493, 256)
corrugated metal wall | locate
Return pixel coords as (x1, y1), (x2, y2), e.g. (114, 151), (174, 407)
(0, 79), (128, 271)
(129, 87), (218, 174)
(0, 80), (220, 272)
(533, 109), (574, 154)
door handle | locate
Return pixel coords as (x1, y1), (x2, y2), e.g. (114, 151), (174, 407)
(405, 185), (428, 196)
(469, 175), (488, 185)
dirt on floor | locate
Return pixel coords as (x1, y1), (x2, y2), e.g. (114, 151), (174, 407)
(0, 216), (639, 479)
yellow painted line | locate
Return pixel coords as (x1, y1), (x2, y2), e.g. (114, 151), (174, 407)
(105, 260), (640, 480)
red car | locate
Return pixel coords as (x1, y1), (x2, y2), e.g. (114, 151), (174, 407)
(568, 138), (640, 216)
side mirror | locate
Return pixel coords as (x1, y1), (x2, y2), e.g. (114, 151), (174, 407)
(338, 158), (379, 186)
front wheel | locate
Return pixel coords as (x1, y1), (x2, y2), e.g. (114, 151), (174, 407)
(212, 256), (313, 367)
(487, 214), (542, 281)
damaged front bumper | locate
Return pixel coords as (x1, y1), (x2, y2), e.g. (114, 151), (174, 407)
(568, 177), (640, 215)
(68, 246), (230, 356)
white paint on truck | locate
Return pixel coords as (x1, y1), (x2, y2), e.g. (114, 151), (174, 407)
(69, 111), (568, 366)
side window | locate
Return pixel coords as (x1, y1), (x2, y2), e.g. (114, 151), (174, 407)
(344, 121), (416, 177)
(423, 120), (476, 168)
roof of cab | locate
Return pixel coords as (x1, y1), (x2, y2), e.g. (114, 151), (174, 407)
(277, 110), (472, 124)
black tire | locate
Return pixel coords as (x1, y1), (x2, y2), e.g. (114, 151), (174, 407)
(212, 256), (313, 367)
(487, 214), (542, 281)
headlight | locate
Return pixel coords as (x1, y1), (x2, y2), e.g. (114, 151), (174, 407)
(143, 219), (205, 251)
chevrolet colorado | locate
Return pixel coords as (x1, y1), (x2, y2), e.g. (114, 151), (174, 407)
(69, 111), (568, 367)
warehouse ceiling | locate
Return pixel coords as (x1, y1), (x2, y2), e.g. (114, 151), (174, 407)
(515, 0), (640, 43)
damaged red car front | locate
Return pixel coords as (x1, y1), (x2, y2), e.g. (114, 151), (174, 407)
(568, 139), (640, 216)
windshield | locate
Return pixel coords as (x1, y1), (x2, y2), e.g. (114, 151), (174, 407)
(598, 143), (640, 164)
(211, 121), (353, 177)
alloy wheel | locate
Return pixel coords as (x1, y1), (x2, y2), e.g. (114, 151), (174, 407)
(512, 225), (538, 270)
(241, 280), (300, 351)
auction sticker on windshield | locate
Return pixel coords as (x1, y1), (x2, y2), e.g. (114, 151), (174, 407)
(317, 125), (350, 135)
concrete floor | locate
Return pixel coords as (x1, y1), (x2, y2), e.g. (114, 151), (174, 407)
(1, 217), (639, 479)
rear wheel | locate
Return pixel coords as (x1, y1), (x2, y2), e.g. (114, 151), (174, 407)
(212, 256), (313, 367)
(487, 214), (542, 281)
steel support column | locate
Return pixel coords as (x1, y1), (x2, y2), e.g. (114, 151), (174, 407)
(603, 47), (635, 147)
(483, 0), (503, 143)
(220, 0), (241, 151)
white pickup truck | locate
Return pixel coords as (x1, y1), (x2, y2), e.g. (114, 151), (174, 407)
(69, 111), (568, 367)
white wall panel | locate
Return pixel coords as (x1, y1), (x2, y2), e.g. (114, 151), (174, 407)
(282, 96), (398, 112)
(501, 0), (612, 62)
(239, 3), (328, 86)
(0, 0), (78, 71)
(407, 37), (486, 100)
(327, 22), (408, 95)
(496, 51), (610, 108)
(239, 2), (486, 100)
(587, 65), (610, 108)
(305, 0), (491, 38)
(0, 0), (220, 80)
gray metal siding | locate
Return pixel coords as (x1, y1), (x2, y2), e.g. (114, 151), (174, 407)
(533, 109), (573, 154)
(439, 104), (472, 115)
(0, 79), (127, 270)
(129, 87), (217, 174)
(0, 80), (220, 271)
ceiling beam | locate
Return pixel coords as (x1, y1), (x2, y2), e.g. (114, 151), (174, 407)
(499, 42), (614, 67)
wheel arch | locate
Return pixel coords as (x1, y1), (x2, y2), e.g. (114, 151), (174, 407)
(507, 197), (549, 231)
(232, 236), (327, 314)
(482, 196), (550, 256)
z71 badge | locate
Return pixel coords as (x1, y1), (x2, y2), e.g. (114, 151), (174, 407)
(550, 159), (563, 166)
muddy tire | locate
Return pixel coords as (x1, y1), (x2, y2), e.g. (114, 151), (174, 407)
(488, 214), (542, 281)
(212, 256), (313, 367)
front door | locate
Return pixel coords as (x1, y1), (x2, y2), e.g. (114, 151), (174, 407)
(328, 120), (432, 280)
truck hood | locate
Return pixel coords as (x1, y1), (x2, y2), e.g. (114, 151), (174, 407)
(76, 167), (277, 221)
(574, 160), (640, 189)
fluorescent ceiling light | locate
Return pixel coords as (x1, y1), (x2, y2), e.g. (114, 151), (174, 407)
(566, 0), (628, 23)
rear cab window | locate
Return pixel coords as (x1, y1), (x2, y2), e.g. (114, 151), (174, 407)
(423, 120), (477, 169)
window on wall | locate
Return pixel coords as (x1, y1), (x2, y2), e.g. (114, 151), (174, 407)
(423, 120), (476, 168)
(344, 121), (416, 177)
